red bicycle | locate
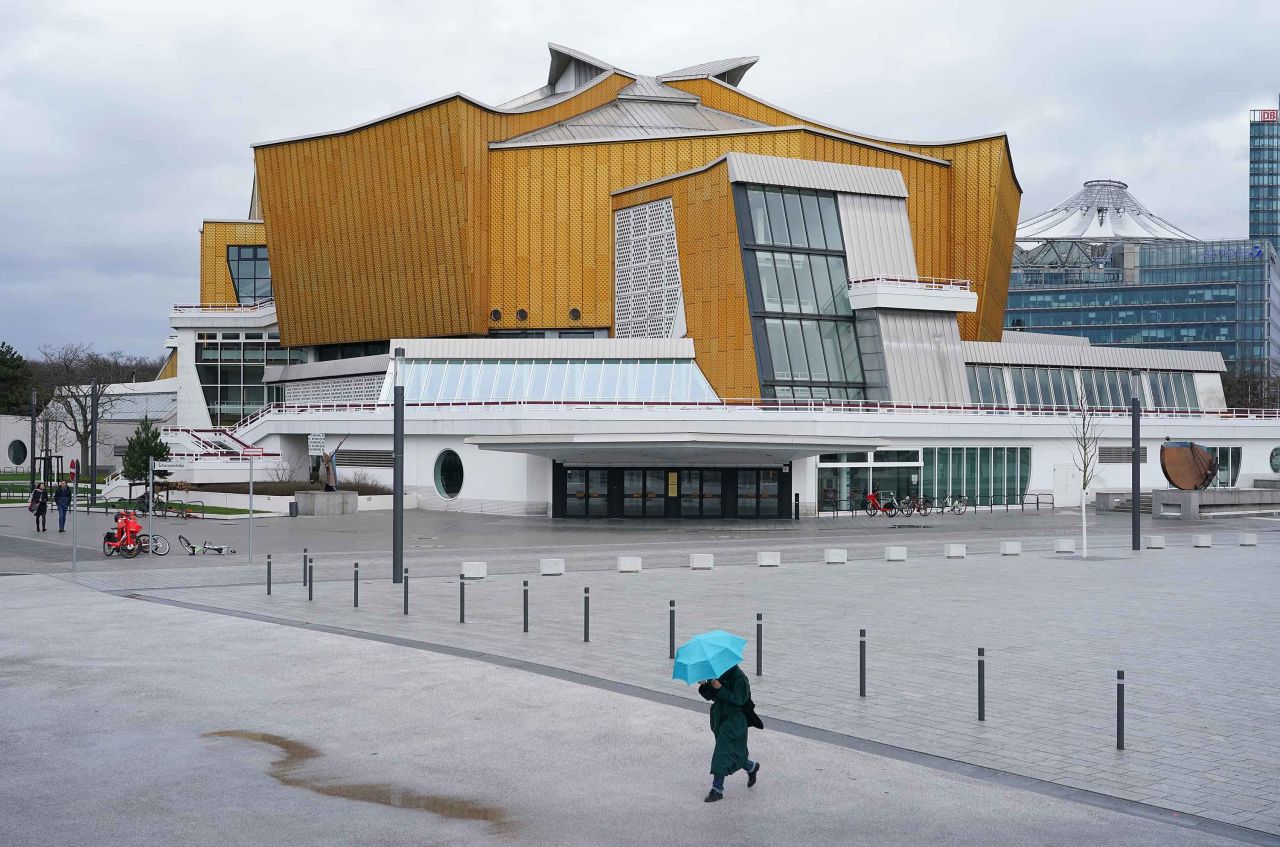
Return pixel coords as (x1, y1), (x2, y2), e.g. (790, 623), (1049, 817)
(864, 490), (900, 517)
(102, 510), (143, 558)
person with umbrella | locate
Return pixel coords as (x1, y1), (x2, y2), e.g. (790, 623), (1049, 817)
(673, 630), (762, 803)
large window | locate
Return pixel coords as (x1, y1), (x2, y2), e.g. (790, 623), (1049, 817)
(921, 446), (1033, 506)
(1009, 367), (1077, 407)
(966, 365), (1007, 406)
(738, 184), (867, 400)
(1207, 446), (1242, 488)
(226, 245), (272, 305)
(386, 359), (718, 404)
(195, 330), (305, 425)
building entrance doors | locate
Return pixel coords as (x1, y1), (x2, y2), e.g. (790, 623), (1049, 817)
(552, 464), (790, 519)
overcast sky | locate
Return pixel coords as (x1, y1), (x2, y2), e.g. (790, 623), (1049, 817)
(2, 0), (1278, 358)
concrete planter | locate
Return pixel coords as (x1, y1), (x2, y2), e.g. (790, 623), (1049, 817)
(1146, 535), (1166, 549)
(461, 561), (487, 580)
(295, 490), (357, 516)
(1193, 534), (1213, 548)
(884, 546), (907, 562)
(824, 548), (848, 564)
(1000, 541), (1022, 556)
(617, 556), (642, 573)
(539, 558), (565, 576)
(757, 551), (781, 567)
(690, 553), (714, 570)
(1054, 538), (1076, 553)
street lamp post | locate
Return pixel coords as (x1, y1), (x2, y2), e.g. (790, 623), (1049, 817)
(89, 378), (99, 507)
(392, 347), (405, 584)
(1131, 369), (1142, 551)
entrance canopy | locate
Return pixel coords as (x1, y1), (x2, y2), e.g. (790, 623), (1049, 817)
(467, 431), (885, 465)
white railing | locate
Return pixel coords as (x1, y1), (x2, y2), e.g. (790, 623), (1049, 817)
(170, 299), (275, 314)
(848, 275), (973, 292)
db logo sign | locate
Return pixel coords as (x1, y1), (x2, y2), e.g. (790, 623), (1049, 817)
(1262, 110), (1279, 122)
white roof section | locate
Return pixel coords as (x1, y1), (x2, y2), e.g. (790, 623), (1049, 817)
(658, 56), (759, 86)
(503, 99), (764, 144)
(263, 354), (388, 385)
(468, 430), (882, 465)
(613, 151), (918, 197)
(1001, 330), (1089, 346)
(1017, 180), (1196, 243)
(963, 340), (1225, 373)
(392, 338), (696, 360)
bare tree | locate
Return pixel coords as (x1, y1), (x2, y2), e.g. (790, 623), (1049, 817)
(264, 455), (307, 484)
(1069, 392), (1101, 559)
(1221, 358), (1280, 410)
(31, 344), (161, 479)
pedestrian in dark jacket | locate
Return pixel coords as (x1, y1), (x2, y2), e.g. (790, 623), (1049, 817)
(697, 664), (760, 802)
(29, 483), (48, 532)
(53, 481), (72, 532)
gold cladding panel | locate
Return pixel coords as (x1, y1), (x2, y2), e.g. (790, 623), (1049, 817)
(200, 221), (266, 305)
(668, 79), (1021, 341)
(156, 349), (178, 381)
(253, 74), (633, 347)
(611, 160), (759, 398)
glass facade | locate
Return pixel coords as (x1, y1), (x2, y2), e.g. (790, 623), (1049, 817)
(226, 245), (272, 304)
(1207, 446), (1243, 488)
(1007, 239), (1280, 370)
(195, 330), (305, 425)
(816, 447), (1032, 508)
(1250, 103), (1280, 251)
(558, 466), (786, 519)
(734, 184), (869, 400)
(965, 364), (1199, 411)
(386, 359), (718, 404)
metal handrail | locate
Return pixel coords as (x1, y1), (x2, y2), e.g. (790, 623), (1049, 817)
(170, 299), (275, 314)
(848, 275), (973, 291)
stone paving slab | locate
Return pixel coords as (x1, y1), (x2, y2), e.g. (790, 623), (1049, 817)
(140, 539), (1280, 836)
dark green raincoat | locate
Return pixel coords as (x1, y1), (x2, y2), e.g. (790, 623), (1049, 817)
(705, 665), (751, 777)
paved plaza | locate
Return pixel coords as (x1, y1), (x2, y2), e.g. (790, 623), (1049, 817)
(2, 507), (1278, 844)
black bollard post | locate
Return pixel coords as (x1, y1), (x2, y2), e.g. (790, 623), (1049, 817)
(793, 492), (800, 520)
(522, 580), (529, 633)
(403, 567), (409, 615)
(978, 648), (986, 721)
(756, 613), (762, 677)
(859, 628), (866, 697)
(459, 573), (466, 624)
(266, 553), (272, 596)
(308, 564), (313, 601)
(302, 547), (308, 585)
(583, 587), (590, 643)
(353, 562), (359, 608)
(669, 600), (675, 660)
(1116, 670), (1125, 750)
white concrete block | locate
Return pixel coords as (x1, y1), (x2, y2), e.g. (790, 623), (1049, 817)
(1000, 541), (1022, 556)
(945, 543), (967, 559)
(539, 557), (565, 576)
(757, 551), (781, 567)
(1145, 535), (1165, 550)
(617, 555), (642, 573)
(884, 546), (907, 562)
(1193, 534), (1212, 548)
(824, 548), (848, 565)
(461, 561), (487, 580)
(690, 553), (714, 570)
(1054, 538), (1076, 553)
(1239, 533), (1257, 547)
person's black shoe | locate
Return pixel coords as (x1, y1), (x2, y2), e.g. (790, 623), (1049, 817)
(703, 790), (723, 803)
(748, 762), (760, 787)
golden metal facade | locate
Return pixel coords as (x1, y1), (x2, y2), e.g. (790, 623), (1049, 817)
(665, 78), (1021, 340)
(200, 220), (266, 304)
(612, 160), (758, 398)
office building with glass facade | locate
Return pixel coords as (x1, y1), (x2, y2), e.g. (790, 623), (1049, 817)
(1006, 181), (1280, 371)
(1250, 100), (1280, 250)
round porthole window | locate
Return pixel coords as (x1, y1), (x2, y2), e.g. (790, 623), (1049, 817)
(7, 440), (27, 466)
(489, 308), (502, 322)
(434, 449), (464, 499)
(1271, 447), (1280, 474)
(516, 308), (529, 321)
(569, 307), (582, 321)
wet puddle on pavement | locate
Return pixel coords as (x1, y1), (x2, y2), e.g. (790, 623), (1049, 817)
(204, 730), (513, 835)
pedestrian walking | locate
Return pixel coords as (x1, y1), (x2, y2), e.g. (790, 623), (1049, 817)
(53, 480), (71, 532)
(698, 664), (762, 802)
(28, 482), (49, 533)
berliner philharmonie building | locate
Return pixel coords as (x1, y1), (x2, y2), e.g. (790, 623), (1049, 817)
(152, 43), (1280, 518)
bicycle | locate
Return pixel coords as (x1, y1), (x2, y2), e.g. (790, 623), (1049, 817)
(178, 535), (236, 556)
(864, 490), (899, 517)
(137, 533), (170, 556)
(944, 494), (968, 515)
(908, 495), (932, 516)
(102, 510), (143, 558)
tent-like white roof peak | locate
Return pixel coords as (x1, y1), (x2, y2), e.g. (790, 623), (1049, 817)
(1017, 179), (1196, 243)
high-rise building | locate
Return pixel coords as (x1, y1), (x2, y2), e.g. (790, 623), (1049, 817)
(1250, 100), (1280, 250)
(1006, 180), (1280, 371)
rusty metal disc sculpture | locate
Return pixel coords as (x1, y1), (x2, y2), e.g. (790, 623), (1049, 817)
(1160, 441), (1218, 491)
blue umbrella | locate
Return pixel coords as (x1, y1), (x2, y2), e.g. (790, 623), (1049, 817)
(672, 630), (747, 685)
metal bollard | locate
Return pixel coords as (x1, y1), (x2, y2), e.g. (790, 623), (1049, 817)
(522, 580), (529, 633)
(302, 547), (308, 585)
(308, 564), (313, 601)
(859, 629), (866, 697)
(669, 600), (676, 660)
(459, 573), (466, 624)
(266, 553), (272, 596)
(1116, 670), (1125, 750)
(583, 587), (590, 643)
(403, 567), (409, 615)
(756, 613), (763, 677)
(793, 492), (800, 520)
(353, 562), (359, 608)
(978, 648), (985, 721)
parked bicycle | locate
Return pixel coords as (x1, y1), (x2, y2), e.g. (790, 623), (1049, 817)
(864, 489), (899, 517)
(102, 510), (143, 558)
(905, 494), (932, 516)
(943, 494), (968, 515)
